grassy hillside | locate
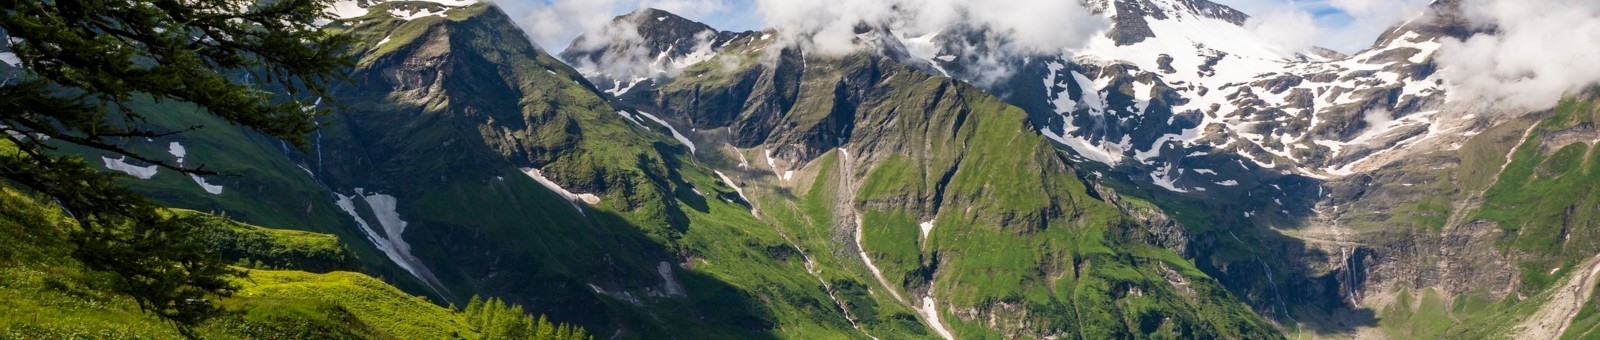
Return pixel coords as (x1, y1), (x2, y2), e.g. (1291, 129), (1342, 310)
(304, 3), (928, 338)
(189, 210), (355, 273)
(0, 184), (587, 339)
(65, 94), (426, 294)
(1256, 93), (1600, 338)
(636, 33), (1280, 337)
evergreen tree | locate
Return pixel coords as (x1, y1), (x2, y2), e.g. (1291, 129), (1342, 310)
(0, 0), (350, 325)
(464, 295), (591, 340)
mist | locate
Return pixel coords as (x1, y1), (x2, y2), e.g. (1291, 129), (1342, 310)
(1436, 0), (1600, 111)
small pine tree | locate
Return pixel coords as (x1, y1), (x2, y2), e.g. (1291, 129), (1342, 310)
(465, 295), (486, 330)
(534, 315), (556, 339)
(461, 295), (590, 340)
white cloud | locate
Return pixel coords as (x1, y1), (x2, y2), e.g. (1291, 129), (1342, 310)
(1215, 0), (1429, 53)
(753, 0), (1105, 85)
(1436, 0), (1600, 111)
(1319, 0), (1431, 52)
(492, 0), (729, 51)
(754, 0), (1104, 56)
(1246, 9), (1319, 53)
(564, 13), (723, 81)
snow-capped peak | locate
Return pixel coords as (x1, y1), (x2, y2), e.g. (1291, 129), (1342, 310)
(1014, 0), (1471, 193)
(324, 0), (478, 21)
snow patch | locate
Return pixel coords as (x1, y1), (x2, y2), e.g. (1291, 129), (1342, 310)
(655, 262), (686, 297)
(324, 0), (475, 24)
(189, 175), (224, 195)
(714, 170), (758, 216)
(523, 168), (601, 212)
(605, 77), (647, 97)
(1042, 128), (1123, 165)
(388, 7), (445, 20)
(634, 111), (696, 153)
(919, 219), (936, 244)
(334, 190), (447, 296)
(920, 295), (956, 340)
(1149, 165), (1189, 193)
(325, 0), (369, 19)
(167, 142), (187, 163)
(102, 156), (157, 179)
(0, 52), (18, 67)
(614, 110), (646, 127)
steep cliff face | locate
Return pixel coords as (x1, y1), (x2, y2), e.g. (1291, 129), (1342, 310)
(1281, 91), (1600, 338)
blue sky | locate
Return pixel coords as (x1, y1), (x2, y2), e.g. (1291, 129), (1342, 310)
(1212, 0), (1433, 52)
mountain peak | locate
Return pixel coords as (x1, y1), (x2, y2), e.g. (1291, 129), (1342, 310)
(1371, 0), (1486, 48)
(616, 8), (716, 33)
(562, 8), (737, 56)
(559, 8), (755, 96)
(1095, 0), (1251, 46)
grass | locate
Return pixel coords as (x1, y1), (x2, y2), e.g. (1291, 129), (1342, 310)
(186, 210), (354, 272)
(1377, 288), (1455, 338)
(26, 3), (1289, 338)
(52, 95), (413, 291)
(671, 52), (1285, 338)
(1475, 98), (1600, 293)
(0, 183), (590, 339)
(224, 270), (473, 338)
(1356, 96), (1600, 338)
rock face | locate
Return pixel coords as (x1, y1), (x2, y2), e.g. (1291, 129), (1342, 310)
(1091, 0), (1251, 46)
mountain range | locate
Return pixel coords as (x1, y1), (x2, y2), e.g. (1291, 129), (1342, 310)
(11, 0), (1600, 338)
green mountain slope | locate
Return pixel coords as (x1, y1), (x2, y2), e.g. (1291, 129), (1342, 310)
(1137, 90), (1600, 338)
(616, 28), (1280, 338)
(54, 2), (1279, 338)
(261, 3), (942, 338)
(1336, 92), (1600, 339)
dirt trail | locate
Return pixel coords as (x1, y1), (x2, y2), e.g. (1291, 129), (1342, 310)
(1515, 254), (1600, 339)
